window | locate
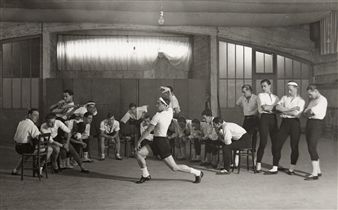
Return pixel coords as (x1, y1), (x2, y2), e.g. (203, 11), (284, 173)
(1, 37), (41, 109)
(219, 41), (312, 109)
(219, 42), (252, 108)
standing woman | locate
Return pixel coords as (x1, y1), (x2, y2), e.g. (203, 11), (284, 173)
(303, 84), (327, 181)
(256, 79), (279, 172)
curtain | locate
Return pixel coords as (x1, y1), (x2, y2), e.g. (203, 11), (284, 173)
(57, 35), (192, 71)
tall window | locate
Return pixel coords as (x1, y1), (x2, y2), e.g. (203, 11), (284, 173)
(219, 40), (312, 109)
(1, 37), (41, 109)
(219, 42), (252, 108)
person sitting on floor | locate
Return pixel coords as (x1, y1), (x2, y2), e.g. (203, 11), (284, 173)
(11, 109), (55, 176)
(98, 113), (123, 161)
(188, 119), (203, 162)
(67, 112), (94, 163)
(200, 109), (219, 168)
(41, 113), (89, 173)
(213, 117), (250, 175)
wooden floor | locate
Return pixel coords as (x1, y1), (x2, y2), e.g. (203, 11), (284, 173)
(0, 134), (337, 210)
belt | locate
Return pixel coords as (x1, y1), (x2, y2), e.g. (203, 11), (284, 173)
(15, 142), (31, 145)
(244, 115), (257, 118)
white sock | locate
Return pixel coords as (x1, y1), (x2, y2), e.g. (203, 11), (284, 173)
(101, 153), (105, 159)
(289, 164), (296, 172)
(141, 167), (150, 177)
(190, 168), (201, 176)
(318, 159), (321, 174)
(256, 162), (261, 170)
(311, 161), (319, 176)
(234, 154), (239, 167)
(84, 152), (89, 159)
(269, 166), (278, 172)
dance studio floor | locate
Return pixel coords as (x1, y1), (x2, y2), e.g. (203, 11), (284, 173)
(0, 134), (337, 210)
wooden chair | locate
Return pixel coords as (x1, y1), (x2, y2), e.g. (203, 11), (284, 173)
(231, 134), (255, 174)
(21, 133), (51, 181)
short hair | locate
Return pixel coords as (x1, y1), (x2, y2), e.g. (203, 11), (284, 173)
(167, 85), (174, 92)
(107, 113), (115, 119)
(84, 112), (93, 118)
(27, 108), (38, 115)
(212, 117), (224, 124)
(129, 103), (137, 109)
(63, 89), (73, 96)
(177, 116), (186, 124)
(160, 97), (171, 106)
(306, 84), (318, 91)
(45, 113), (57, 121)
(242, 84), (253, 92)
(201, 109), (212, 117)
(192, 119), (200, 125)
(260, 79), (271, 85)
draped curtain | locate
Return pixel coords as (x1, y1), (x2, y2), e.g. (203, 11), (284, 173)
(57, 35), (192, 71)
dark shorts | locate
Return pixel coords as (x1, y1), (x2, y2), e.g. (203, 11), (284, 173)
(149, 137), (172, 160)
(15, 143), (35, 155)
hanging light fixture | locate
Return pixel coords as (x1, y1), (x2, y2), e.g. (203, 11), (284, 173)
(158, 0), (165, 25)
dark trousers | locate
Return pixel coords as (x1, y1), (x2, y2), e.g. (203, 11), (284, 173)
(55, 134), (83, 166)
(15, 143), (35, 155)
(305, 119), (324, 161)
(205, 140), (218, 155)
(272, 118), (301, 166)
(222, 133), (251, 170)
(243, 116), (259, 151)
(82, 138), (90, 153)
(257, 113), (278, 163)
(193, 138), (201, 156)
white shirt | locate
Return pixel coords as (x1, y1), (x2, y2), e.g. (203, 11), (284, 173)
(257, 92), (279, 114)
(304, 94), (328, 120)
(219, 122), (247, 145)
(14, 119), (41, 144)
(120, 105), (148, 124)
(73, 106), (97, 116)
(277, 95), (305, 118)
(40, 120), (71, 142)
(150, 108), (173, 137)
(100, 119), (120, 134)
(170, 95), (181, 113)
(140, 121), (154, 141)
(236, 94), (258, 116)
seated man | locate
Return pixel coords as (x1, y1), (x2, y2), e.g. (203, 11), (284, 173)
(213, 117), (250, 175)
(188, 119), (203, 162)
(73, 101), (98, 117)
(41, 113), (89, 173)
(171, 117), (192, 160)
(49, 89), (78, 121)
(120, 103), (148, 150)
(67, 112), (94, 163)
(11, 109), (55, 175)
(200, 109), (219, 168)
(98, 113), (122, 160)
(139, 114), (154, 148)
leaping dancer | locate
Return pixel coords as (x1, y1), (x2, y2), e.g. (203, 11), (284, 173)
(135, 97), (204, 184)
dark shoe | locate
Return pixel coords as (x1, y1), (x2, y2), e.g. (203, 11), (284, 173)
(99, 158), (105, 161)
(193, 171), (204, 184)
(53, 168), (59, 173)
(211, 164), (218, 169)
(318, 173), (322, 177)
(136, 175), (151, 184)
(286, 170), (295, 175)
(304, 175), (318, 181)
(81, 168), (90, 173)
(264, 171), (278, 175)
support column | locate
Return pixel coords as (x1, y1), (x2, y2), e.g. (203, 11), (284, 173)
(210, 35), (218, 116)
